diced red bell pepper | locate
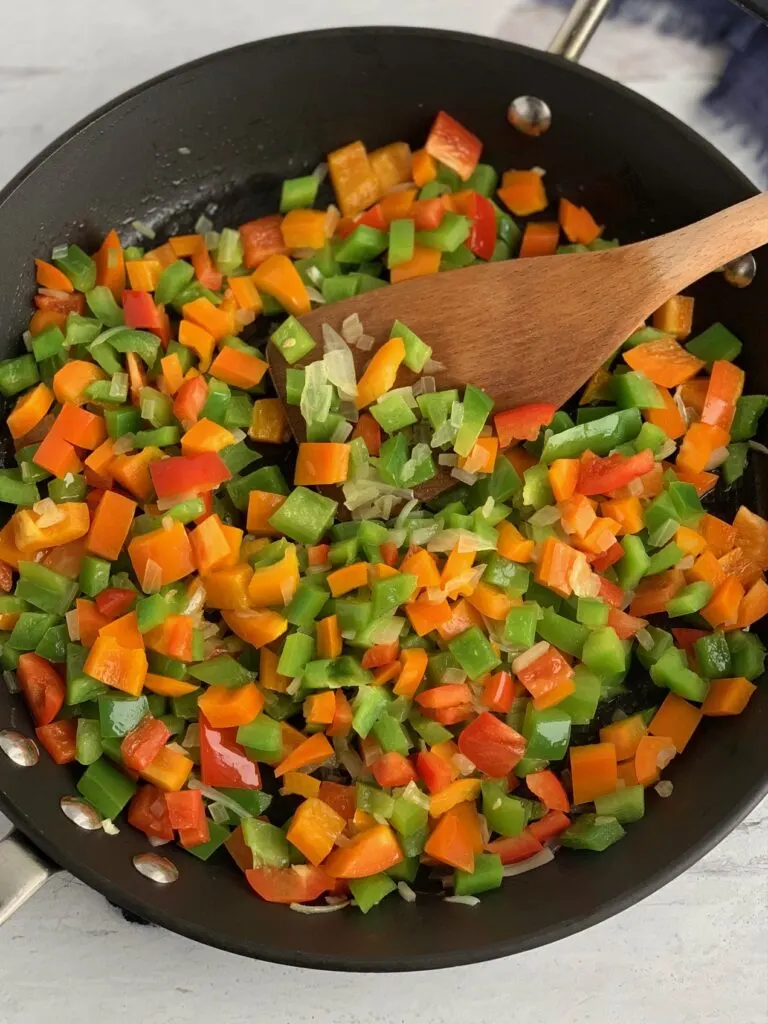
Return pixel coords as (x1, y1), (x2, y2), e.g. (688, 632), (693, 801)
(16, 653), (65, 726)
(128, 784), (174, 840)
(150, 452), (231, 499)
(191, 246), (223, 291)
(494, 403), (556, 447)
(122, 290), (165, 330)
(607, 607), (648, 640)
(379, 541), (399, 567)
(121, 716), (172, 772)
(350, 413), (381, 456)
(457, 711), (526, 778)
(371, 752), (417, 788)
(463, 191), (496, 260)
(592, 543), (625, 574)
(245, 865), (333, 904)
(481, 670), (515, 713)
(95, 587), (137, 620)
(525, 771), (570, 812)
(35, 720), (77, 764)
(671, 627), (709, 654)
(486, 832), (543, 865)
(172, 375), (208, 427)
(527, 809), (571, 843)
(425, 111), (482, 181)
(239, 215), (288, 269)
(411, 198), (445, 231)
(165, 789), (209, 848)
(516, 649), (573, 703)
(576, 448), (655, 497)
(34, 292), (85, 315)
(357, 204), (388, 232)
(318, 781), (357, 820)
(198, 712), (261, 790)
(415, 750), (454, 794)
(361, 642), (400, 669)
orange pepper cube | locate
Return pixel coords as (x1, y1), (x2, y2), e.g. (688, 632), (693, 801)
(84, 636), (148, 697)
(286, 797), (346, 866)
(128, 520), (195, 590)
(249, 399), (290, 444)
(294, 443), (350, 486)
(198, 682), (265, 729)
(190, 514), (232, 573)
(181, 418), (235, 456)
(87, 490), (137, 561)
(246, 490), (286, 536)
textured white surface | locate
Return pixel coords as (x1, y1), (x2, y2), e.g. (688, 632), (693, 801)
(1, 2), (767, 1021)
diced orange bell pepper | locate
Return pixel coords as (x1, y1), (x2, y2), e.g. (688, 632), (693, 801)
(324, 823), (402, 878)
(179, 320), (216, 373)
(251, 254), (310, 317)
(128, 520), (195, 590)
(86, 490), (137, 561)
(496, 520), (534, 562)
(399, 547), (440, 588)
(110, 446), (165, 501)
(201, 564), (253, 610)
(624, 336), (703, 387)
(13, 502), (90, 554)
(676, 421), (730, 476)
(497, 170), (547, 216)
(249, 399), (290, 444)
(222, 609), (288, 648)
(197, 682), (264, 728)
(389, 245), (441, 284)
(294, 442), (350, 486)
(702, 676), (756, 716)
(327, 140), (380, 218)
(569, 743), (617, 804)
(140, 745), (194, 792)
(247, 545), (300, 607)
(316, 614), (342, 660)
(8, 383), (54, 440)
(209, 346), (268, 390)
(84, 635), (148, 696)
(274, 731), (334, 778)
(648, 693), (701, 753)
(652, 295), (694, 339)
(286, 797), (346, 866)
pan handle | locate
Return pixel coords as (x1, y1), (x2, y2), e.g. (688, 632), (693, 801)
(548, 0), (612, 62)
(0, 828), (58, 925)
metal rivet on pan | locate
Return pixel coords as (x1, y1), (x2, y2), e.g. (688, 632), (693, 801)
(507, 96), (552, 137)
(60, 796), (103, 831)
(0, 730), (39, 767)
(133, 852), (179, 885)
(723, 252), (756, 288)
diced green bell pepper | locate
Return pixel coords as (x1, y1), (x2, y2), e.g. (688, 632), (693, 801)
(523, 704), (571, 760)
(76, 757), (136, 819)
(594, 784), (645, 823)
(268, 486), (336, 545)
(685, 322), (742, 365)
(350, 873), (397, 913)
(98, 694), (150, 737)
(536, 607), (588, 657)
(561, 813), (625, 851)
(582, 626), (626, 678)
(540, 409), (642, 463)
(665, 581), (713, 618)
(694, 631), (731, 678)
(448, 626), (501, 680)
(75, 718), (103, 766)
(726, 630), (765, 680)
(454, 853), (503, 897)
(242, 818), (291, 868)
(730, 395), (768, 442)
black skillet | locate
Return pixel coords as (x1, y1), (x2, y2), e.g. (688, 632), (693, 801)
(0, 23), (767, 970)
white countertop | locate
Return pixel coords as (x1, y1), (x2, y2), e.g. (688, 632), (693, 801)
(1, 3), (766, 1021)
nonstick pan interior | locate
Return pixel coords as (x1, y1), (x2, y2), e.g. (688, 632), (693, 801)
(0, 28), (766, 969)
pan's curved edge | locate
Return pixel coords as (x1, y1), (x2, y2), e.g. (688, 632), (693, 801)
(0, 25), (766, 970)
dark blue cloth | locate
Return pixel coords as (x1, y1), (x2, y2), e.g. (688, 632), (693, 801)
(550, 0), (768, 165)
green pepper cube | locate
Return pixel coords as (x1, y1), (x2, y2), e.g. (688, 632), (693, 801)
(336, 225), (389, 264)
(278, 633), (316, 679)
(448, 626), (501, 681)
(371, 574), (418, 619)
(391, 319), (432, 373)
(242, 818), (291, 867)
(665, 581), (713, 618)
(693, 631), (731, 678)
(730, 395), (768, 442)
(352, 685), (390, 738)
(349, 873), (397, 913)
(612, 371), (664, 410)
(416, 389), (458, 429)
(53, 243), (97, 292)
(650, 646), (709, 702)
(371, 394), (418, 434)
(285, 367), (306, 407)
(184, 821), (231, 861)
(79, 556), (114, 599)
(453, 853), (504, 897)
(615, 534), (650, 591)
(371, 713), (411, 756)
(454, 384), (493, 457)
(285, 583), (329, 629)
(685, 322), (742, 365)
(522, 705), (571, 760)
(237, 714), (283, 756)
(415, 212), (471, 253)
(726, 630), (765, 680)
(270, 316), (316, 365)
(387, 219), (415, 268)
(722, 444), (748, 485)
(35, 623), (69, 663)
(9, 612), (59, 651)
(76, 757), (136, 819)
(576, 597), (610, 628)
(645, 541), (684, 577)
(75, 718), (103, 766)
(582, 626), (626, 679)
(481, 781), (527, 837)
(268, 487), (337, 545)
(556, 665), (601, 724)
(502, 603), (539, 648)
(561, 813), (625, 851)
(536, 607), (588, 658)
(594, 785), (645, 824)
(390, 795), (428, 838)
(98, 694), (150, 738)
(280, 175), (320, 213)
(540, 409), (642, 464)
(0, 354), (39, 398)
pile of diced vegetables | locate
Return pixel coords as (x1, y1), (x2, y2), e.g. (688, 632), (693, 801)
(1, 109), (766, 913)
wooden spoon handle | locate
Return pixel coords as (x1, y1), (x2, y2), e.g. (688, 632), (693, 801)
(632, 191), (768, 304)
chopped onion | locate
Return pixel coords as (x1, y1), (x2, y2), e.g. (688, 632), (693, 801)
(4, 669), (19, 693)
(672, 387), (690, 425)
(112, 434), (135, 455)
(627, 477), (644, 497)
(444, 895), (480, 906)
(34, 498), (65, 529)
(194, 214), (214, 234)
(38, 287), (71, 300)
(341, 313), (364, 345)
(109, 372), (129, 400)
(148, 835), (171, 847)
(655, 439), (677, 462)
(330, 420), (353, 443)
(324, 344), (358, 397)
(65, 609), (81, 642)
(481, 497), (495, 518)
(402, 782), (430, 809)
(208, 802), (231, 825)
(187, 779), (255, 818)
(357, 333), (375, 352)
(427, 529), (495, 553)
(387, 529), (407, 548)
(451, 468), (478, 486)
(397, 881), (417, 903)
(290, 901), (349, 914)
(654, 780), (674, 798)
(410, 523), (440, 546)
(311, 161), (328, 182)
(502, 847), (555, 877)
(423, 358), (446, 374)
(204, 230), (220, 250)
(22, 330), (33, 352)
(529, 505), (561, 527)
(705, 446), (730, 470)
(142, 559), (162, 593)
(635, 628), (654, 651)
(430, 420), (457, 448)
(131, 219), (156, 240)
(235, 308), (257, 327)
(182, 723), (200, 750)
(449, 401), (464, 429)
(101, 819), (120, 835)
(370, 617), (405, 646)
(656, 745), (676, 770)
(420, 375), (436, 394)
(395, 498), (419, 528)
(305, 265), (324, 289)
(306, 285), (326, 305)
(438, 453), (458, 467)
(51, 244), (69, 261)
(286, 676), (303, 697)
(675, 554), (694, 570)
(513, 641), (550, 675)
(379, 386), (417, 410)
(333, 737), (363, 780)
(748, 439), (768, 456)
(443, 667), (468, 685)
(452, 753), (476, 775)
(324, 204), (341, 239)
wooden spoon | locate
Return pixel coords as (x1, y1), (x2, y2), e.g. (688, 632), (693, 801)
(270, 192), (768, 501)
